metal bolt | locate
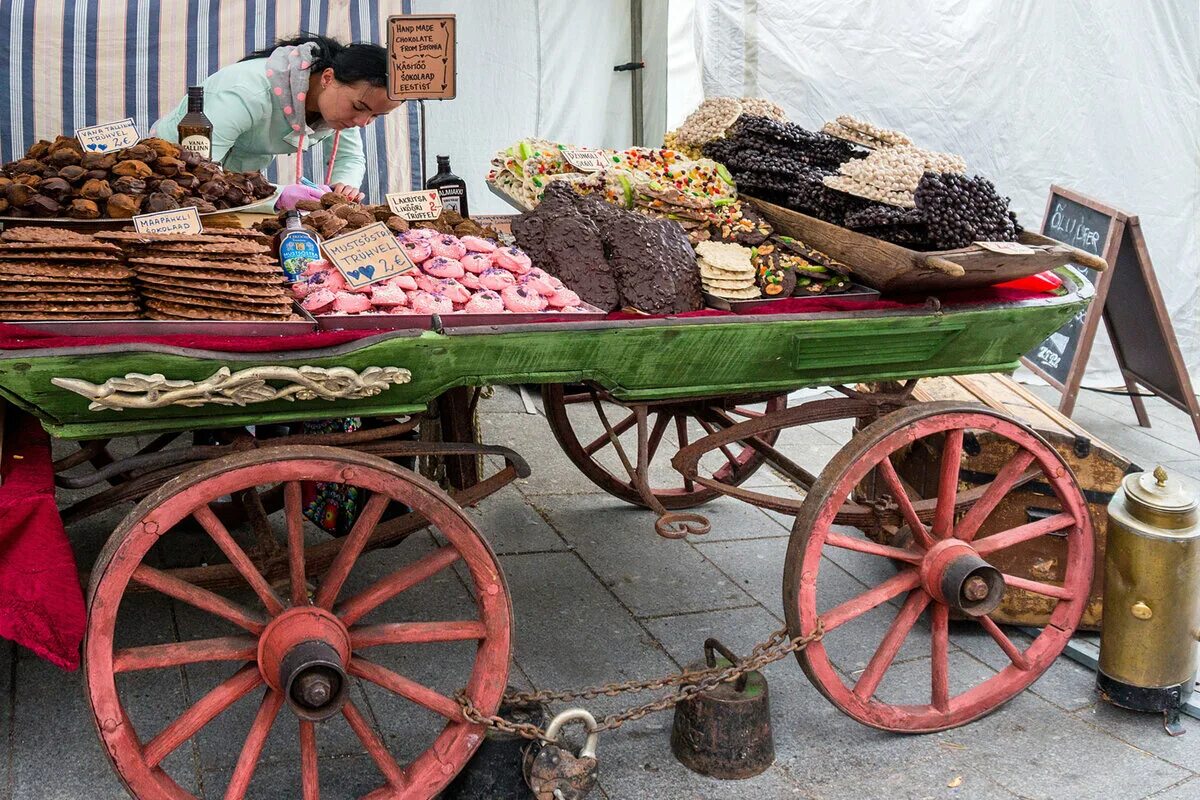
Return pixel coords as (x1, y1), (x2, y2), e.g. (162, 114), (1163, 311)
(294, 672), (334, 709)
(963, 576), (990, 602)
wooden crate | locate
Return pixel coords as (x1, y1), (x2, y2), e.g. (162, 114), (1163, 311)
(895, 373), (1135, 630)
(749, 198), (1108, 294)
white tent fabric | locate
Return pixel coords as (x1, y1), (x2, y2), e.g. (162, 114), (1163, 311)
(690, 0), (1200, 386)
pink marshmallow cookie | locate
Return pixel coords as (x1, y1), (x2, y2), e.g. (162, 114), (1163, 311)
(301, 288), (335, 314)
(460, 235), (497, 253)
(422, 256), (465, 279)
(460, 272), (482, 290)
(409, 290), (454, 315)
(415, 273), (443, 293)
(385, 273), (419, 291)
(370, 283), (409, 307)
(434, 278), (472, 304)
(501, 285), (547, 313)
(520, 270), (557, 297)
(492, 245), (532, 275)
(459, 252), (493, 274)
(333, 291), (372, 314)
(400, 228), (437, 241)
(303, 258), (332, 277)
(480, 267), (517, 291)
(430, 235), (467, 260)
(547, 288), (582, 309)
(464, 290), (504, 313)
(401, 239), (433, 263)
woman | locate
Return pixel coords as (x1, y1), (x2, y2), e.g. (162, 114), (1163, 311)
(154, 33), (402, 205)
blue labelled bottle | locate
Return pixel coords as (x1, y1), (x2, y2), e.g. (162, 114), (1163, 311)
(278, 210), (321, 281)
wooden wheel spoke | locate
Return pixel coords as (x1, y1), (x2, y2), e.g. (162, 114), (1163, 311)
(582, 413), (637, 456)
(299, 720), (320, 800)
(336, 545), (462, 626)
(729, 405), (766, 419)
(224, 690), (285, 800)
(343, 700), (408, 790)
(314, 493), (391, 609)
(144, 665), (262, 768)
(696, 417), (741, 473)
(933, 428), (964, 539)
(825, 532), (922, 564)
(822, 569), (921, 632)
(1002, 573), (1074, 600)
(979, 615), (1031, 670)
(349, 657), (463, 720)
(876, 457), (934, 549)
(974, 512), (1075, 556)
(285, 482), (308, 606)
(955, 450), (1037, 543)
(132, 565), (266, 634)
(853, 590), (931, 700)
(193, 506), (285, 616)
(644, 411), (673, 466)
(674, 416), (696, 492)
(931, 604), (950, 712)
(114, 634), (257, 673)
(350, 620), (488, 649)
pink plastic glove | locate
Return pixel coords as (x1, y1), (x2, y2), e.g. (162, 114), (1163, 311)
(275, 183), (331, 211)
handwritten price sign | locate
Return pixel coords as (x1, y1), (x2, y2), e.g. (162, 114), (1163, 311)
(322, 221), (417, 289)
(974, 241), (1036, 255)
(562, 148), (609, 173)
(385, 189), (443, 221)
(76, 118), (140, 153)
(133, 206), (203, 235)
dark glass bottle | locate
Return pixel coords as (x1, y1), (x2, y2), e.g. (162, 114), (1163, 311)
(425, 155), (468, 217)
(177, 86), (214, 161)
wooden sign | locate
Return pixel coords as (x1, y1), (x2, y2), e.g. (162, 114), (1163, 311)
(133, 206), (202, 236)
(385, 189), (443, 221)
(974, 240), (1035, 255)
(321, 221), (416, 289)
(562, 149), (610, 173)
(76, 118), (140, 153)
(1021, 185), (1200, 443)
(386, 15), (456, 101)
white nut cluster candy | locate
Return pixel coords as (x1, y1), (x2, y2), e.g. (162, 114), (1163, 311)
(666, 97), (788, 157)
(823, 145), (967, 208)
(822, 115), (912, 149)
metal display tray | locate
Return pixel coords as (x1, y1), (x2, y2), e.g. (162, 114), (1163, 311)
(314, 302), (608, 331)
(703, 283), (881, 312)
(10, 303), (317, 336)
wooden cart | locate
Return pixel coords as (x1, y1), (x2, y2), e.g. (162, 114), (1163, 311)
(0, 268), (1097, 799)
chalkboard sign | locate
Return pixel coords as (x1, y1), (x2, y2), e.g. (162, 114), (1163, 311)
(1021, 186), (1200, 444)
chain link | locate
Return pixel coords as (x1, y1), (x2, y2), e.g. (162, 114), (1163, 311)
(456, 620), (824, 744)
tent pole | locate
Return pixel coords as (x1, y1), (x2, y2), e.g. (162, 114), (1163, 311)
(631, 0), (644, 146)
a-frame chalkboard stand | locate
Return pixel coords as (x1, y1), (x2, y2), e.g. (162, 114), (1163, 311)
(1022, 186), (1200, 445)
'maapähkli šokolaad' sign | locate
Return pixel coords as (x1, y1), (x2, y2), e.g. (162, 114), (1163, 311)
(387, 15), (456, 101)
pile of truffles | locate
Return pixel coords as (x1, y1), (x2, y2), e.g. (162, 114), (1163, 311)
(254, 194), (500, 241)
(663, 96), (789, 158)
(0, 136), (274, 218)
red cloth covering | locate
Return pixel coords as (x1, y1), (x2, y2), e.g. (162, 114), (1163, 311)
(0, 409), (85, 670)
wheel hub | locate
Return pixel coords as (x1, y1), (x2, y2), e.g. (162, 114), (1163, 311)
(258, 607), (352, 721)
(920, 539), (1006, 617)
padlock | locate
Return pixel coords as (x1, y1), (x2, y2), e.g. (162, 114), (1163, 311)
(523, 708), (600, 800)
(442, 690), (549, 799)
(670, 638), (774, 779)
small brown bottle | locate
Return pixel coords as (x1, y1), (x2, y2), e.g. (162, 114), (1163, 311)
(177, 86), (214, 161)
(425, 155), (468, 217)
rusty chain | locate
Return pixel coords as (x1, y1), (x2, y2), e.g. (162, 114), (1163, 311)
(456, 620), (825, 743)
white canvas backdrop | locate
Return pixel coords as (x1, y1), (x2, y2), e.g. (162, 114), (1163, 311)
(689, 0), (1200, 387)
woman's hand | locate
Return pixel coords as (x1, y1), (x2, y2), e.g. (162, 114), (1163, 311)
(329, 183), (365, 203)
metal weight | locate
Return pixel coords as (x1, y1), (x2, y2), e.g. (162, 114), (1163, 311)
(670, 638), (775, 779)
(442, 690), (549, 799)
(523, 708), (600, 800)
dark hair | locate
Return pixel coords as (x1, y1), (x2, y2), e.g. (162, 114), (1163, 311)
(242, 33), (387, 87)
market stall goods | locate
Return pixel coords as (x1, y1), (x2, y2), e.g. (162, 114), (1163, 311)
(695, 240), (758, 299)
(664, 96), (792, 158)
(0, 135), (274, 218)
(0, 226), (137, 319)
(821, 114), (912, 149)
(254, 197), (500, 241)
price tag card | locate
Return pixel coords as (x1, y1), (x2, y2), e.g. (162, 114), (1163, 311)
(562, 148), (610, 173)
(76, 118), (140, 153)
(322, 221), (417, 289)
(133, 206), (203, 235)
(386, 189), (443, 221)
(974, 240), (1036, 255)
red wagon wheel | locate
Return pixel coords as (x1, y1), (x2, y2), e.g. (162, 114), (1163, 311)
(784, 402), (1092, 732)
(85, 446), (511, 799)
(542, 383), (787, 509)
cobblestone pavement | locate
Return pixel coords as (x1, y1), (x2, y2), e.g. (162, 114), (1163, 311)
(3, 384), (1197, 799)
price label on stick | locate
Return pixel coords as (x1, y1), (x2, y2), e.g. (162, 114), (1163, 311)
(76, 118), (140, 153)
(974, 240), (1036, 255)
(133, 206), (203, 235)
(385, 189), (443, 221)
(562, 148), (609, 173)
(322, 221), (417, 289)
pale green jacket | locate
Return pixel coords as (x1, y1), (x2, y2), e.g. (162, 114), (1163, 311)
(153, 58), (366, 187)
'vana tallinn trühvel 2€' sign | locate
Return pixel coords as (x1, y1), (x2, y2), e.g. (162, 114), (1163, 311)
(1021, 185), (1200, 443)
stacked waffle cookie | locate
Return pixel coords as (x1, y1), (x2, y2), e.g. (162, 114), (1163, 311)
(97, 231), (291, 321)
(0, 226), (138, 319)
